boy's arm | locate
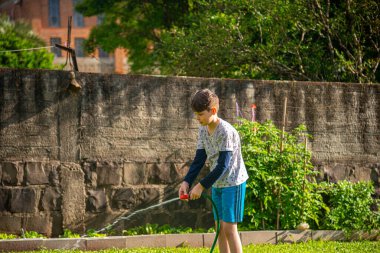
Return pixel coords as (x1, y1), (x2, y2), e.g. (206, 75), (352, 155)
(199, 151), (232, 189)
(183, 149), (207, 187)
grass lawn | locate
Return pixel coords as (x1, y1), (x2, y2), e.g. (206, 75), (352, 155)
(13, 241), (380, 253)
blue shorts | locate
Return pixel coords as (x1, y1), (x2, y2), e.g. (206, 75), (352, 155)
(211, 181), (246, 223)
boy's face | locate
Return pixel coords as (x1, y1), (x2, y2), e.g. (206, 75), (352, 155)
(194, 107), (217, 126)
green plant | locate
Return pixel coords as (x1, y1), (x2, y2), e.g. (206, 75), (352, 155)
(0, 233), (18, 239)
(122, 223), (209, 236)
(23, 230), (45, 239)
(320, 181), (380, 233)
(0, 15), (55, 69)
(86, 229), (107, 238)
(77, 0), (379, 83)
(235, 119), (327, 230)
(60, 229), (81, 238)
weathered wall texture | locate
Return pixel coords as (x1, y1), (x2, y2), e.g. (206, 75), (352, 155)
(0, 68), (379, 237)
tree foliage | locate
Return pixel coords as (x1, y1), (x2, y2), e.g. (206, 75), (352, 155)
(76, 0), (379, 82)
(0, 15), (55, 69)
(75, 0), (195, 72)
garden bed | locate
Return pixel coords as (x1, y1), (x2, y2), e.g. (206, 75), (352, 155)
(1, 230), (379, 252)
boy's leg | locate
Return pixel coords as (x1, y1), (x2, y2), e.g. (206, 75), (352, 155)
(217, 221), (230, 253)
(212, 183), (245, 253)
(212, 187), (230, 252)
(217, 182), (246, 253)
(221, 221), (242, 253)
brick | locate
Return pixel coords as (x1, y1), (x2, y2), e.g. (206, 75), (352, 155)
(9, 188), (39, 213)
(60, 163), (85, 233)
(146, 163), (170, 184)
(0, 188), (10, 211)
(349, 230), (380, 241)
(96, 161), (122, 186)
(83, 161), (97, 186)
(240, 231), (278, 245)
(42, 238), (86, 250)
(23, 214), (52, 236)
(0, 239), (43, 252)
(86, 236), (126, 250)
(203, 233), (218, 248)
(1, 162), (24, 185)
(0, 216), (22, 234)
(123, 162), (146, 185)
(199, 212), (215, 229)
(87, 189), (107, 212)
(112, 188), (135, 209)
(47, 161), (61, 186)
(125, 235), (166, 248)
(135, 187), (161, 208)
(166, 233), (203, 248)
(171, 211), (199, 228)
(311, 230), (346, 241)
(25, 161), (49, 185)
(149, 211), (175, 226)
(51, 212), (63, 238)
(41, 187), (62, 211)
(277, 230), (312, 243)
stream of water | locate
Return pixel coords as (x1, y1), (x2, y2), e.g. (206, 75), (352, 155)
(91, 197), (180, 235)
(62, 197), (181, 249)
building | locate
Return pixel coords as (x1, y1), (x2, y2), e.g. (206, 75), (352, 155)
(0, 0), (129, 74)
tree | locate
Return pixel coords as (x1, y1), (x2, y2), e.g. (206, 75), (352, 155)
(76, 0), (379, 83)
(0, 15), (55, 69)
(75, 0), (195, 73)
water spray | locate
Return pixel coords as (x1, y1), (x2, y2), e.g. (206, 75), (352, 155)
(87, 193), (220, 253)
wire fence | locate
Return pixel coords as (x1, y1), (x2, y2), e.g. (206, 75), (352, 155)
(0, 46), (55, 53)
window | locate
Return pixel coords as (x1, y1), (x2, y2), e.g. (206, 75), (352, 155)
(48, 0), (60, 27)
(75, 38), (85, 57)
(73, 0), (84, 27)
(50, 37), (62, 57)
(98, 48), (109, 58)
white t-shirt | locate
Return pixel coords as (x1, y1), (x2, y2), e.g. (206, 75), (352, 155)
(196, 118), (249, 188)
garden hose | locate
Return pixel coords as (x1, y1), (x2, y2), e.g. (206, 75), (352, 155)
(180, 193), (220, 253)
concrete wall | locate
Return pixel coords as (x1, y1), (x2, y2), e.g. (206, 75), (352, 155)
(0, 68), (379, 237)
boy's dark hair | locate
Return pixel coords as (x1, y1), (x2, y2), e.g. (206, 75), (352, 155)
(191, 89), (219, 112)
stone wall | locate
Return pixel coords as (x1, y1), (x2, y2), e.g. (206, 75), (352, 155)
(0, 68), (379, 237)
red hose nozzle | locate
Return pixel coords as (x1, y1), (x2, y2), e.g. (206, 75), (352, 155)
(180, 194), (189, 200)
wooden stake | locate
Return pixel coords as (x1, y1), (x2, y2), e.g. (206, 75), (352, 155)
(276, 96), (288, 230)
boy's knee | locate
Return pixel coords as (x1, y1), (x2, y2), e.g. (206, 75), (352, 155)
(224, 229), (238, 240)
(220, 223), (238, 236)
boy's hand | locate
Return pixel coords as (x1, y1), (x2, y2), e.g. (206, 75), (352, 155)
(190, 183), (204, 200)
(179, 181), (189, 201)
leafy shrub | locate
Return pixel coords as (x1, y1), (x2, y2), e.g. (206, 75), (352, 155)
(23, 230), (45, 238)
(0, 233), (18, 239)
(86, 229), (107, 237)
(60, 229), (81, 238)
(235, 119), (380, 232)
(320, 181), (380, 232)
(235, 119), (327, 230)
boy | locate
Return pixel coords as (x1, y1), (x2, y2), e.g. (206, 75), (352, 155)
(178, 89), (249, 253)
